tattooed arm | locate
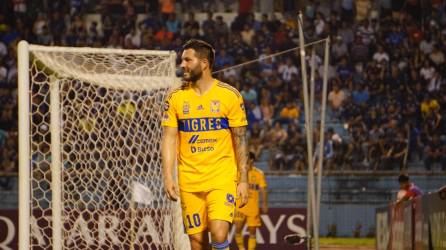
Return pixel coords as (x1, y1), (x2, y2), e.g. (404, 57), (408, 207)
(231, 126), (249, 208)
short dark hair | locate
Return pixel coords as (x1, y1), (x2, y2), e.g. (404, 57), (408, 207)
(182, 39), (215, 68)
(249, 152), (256, 161)
(398, 174), (409, 183)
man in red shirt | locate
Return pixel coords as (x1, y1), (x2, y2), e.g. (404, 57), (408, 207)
(397, 174), (423, 204)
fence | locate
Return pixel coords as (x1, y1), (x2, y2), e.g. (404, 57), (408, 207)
(376, 188), (446, 250)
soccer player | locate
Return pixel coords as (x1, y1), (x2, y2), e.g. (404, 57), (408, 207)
(234, 152), (268, 250)
(162, 39), (249, 250)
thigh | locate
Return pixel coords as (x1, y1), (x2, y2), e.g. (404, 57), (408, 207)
(180, 191), (208, 235)
(206, 184), (237, 223)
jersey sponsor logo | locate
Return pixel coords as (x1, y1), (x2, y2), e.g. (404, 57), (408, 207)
(249, 184), (260, 190)
(240, 103), (245, 111)
(162, 113), (169, 122)
(183, 101), (189, 115)
(178, 117), (229, 132)
(188, 135), (218, 144)
(210, 100), (220, 113)
(190, 146), (214, 153)
(188, 135), (200, 144)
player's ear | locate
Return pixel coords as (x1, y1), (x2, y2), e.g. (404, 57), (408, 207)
(201, 58), (209, 71)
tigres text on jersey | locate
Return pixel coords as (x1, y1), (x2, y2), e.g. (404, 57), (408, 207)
(162, 79), (248, 192)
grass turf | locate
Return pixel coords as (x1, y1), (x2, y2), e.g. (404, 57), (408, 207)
(319, 237), (375, 246)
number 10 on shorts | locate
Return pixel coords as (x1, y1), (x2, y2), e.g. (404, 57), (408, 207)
(186, 213), (201, 228)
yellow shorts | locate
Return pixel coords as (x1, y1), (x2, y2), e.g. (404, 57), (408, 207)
(180, 184), (236, 235)
(234, 209), (261, 227)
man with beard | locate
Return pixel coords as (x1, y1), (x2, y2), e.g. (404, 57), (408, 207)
(162, 39), (249, 250)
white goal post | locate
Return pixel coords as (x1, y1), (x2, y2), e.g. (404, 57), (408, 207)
(18, 41), (188, 250)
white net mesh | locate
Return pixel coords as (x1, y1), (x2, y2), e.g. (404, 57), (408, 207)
(27, 45), (186, 249)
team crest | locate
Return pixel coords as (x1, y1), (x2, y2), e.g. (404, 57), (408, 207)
(210, 100), (220, 113)
(225, 193), (235, 206)
(183, 101), (189, 115)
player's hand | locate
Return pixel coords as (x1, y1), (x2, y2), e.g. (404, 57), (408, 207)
(237, 182), (249, 208)
(164, 178), (179, 201)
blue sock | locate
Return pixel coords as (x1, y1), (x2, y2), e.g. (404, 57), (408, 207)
(211, 240), (230, 249)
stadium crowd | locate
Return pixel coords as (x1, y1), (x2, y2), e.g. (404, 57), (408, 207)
(0, 0), (445, 186)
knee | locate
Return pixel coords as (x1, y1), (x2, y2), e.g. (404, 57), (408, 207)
(210, 231), (227, 243)
(189, 233), (207, 249)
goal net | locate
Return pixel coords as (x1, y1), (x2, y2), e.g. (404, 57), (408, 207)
(18, 42), (188, 250)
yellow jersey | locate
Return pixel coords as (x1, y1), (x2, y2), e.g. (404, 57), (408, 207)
(237, 166), (267, 216)
(162, 79), (247, 192)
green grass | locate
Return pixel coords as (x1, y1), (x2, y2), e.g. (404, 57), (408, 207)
(319, 237), (375, 246)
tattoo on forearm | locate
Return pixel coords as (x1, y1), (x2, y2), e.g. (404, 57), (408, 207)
(231, 126), (248, 183)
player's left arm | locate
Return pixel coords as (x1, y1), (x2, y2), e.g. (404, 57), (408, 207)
(231, 126), (249, 208)
(259, 172), (268, 214)
(260, 187), (268, 214)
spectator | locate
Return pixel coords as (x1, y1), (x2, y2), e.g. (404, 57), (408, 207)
(383, 131), (408, 170)
(165, 13), (181, 35)
(328, 84), (346, 116)
(419, 33), (435, 55)
(202, 12), (216, 32)
(246, 102), (262, 126)
(352, 84), (369, 105)
(397, 174), (422, 204)
(282, 123), (305, 171)
(248, 122), (265, 158)
(358, 19), (375, 45)
(124, 27), (141, 49)
(214, 15), (229, 38)
(372, 44), (389, 64)
(332, 36), (349, 61)
(336, 56), (353, 82)
(350, 34), (369, 62)
(279, 101), (300, 123)
(241, 83), (257, 104)
(429, 44), (445, 66)
(154, 25), (173, 43)
(419, 60), (435, 82)
(424, 133), (446, 171)
(314, 12), (325, 36)
(159, 0), (175, 21)
(278, 57), (298, 82)
(241, 24), (255, 46)
(183, 12), (199, 37)
(338, 21), (354, 45)
(269, 121), (288, 147)
(420, 95), (440, 118)
(214, 49), (234, 70)
(260, 97), (274, 125)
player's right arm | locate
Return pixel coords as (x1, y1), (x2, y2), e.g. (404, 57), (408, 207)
(162, 126), (179, 201)
(161, 91), (180, 201)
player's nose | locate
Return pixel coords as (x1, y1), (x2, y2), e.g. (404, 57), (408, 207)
(180, 60), (186, 69)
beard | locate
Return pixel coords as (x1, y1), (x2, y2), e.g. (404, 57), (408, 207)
(182, 65), (203, 82)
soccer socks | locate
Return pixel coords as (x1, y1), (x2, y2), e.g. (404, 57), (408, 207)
(248, 237), (256, 250)
(211, 240), (230, 250)
(235, 234), (245, 250)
